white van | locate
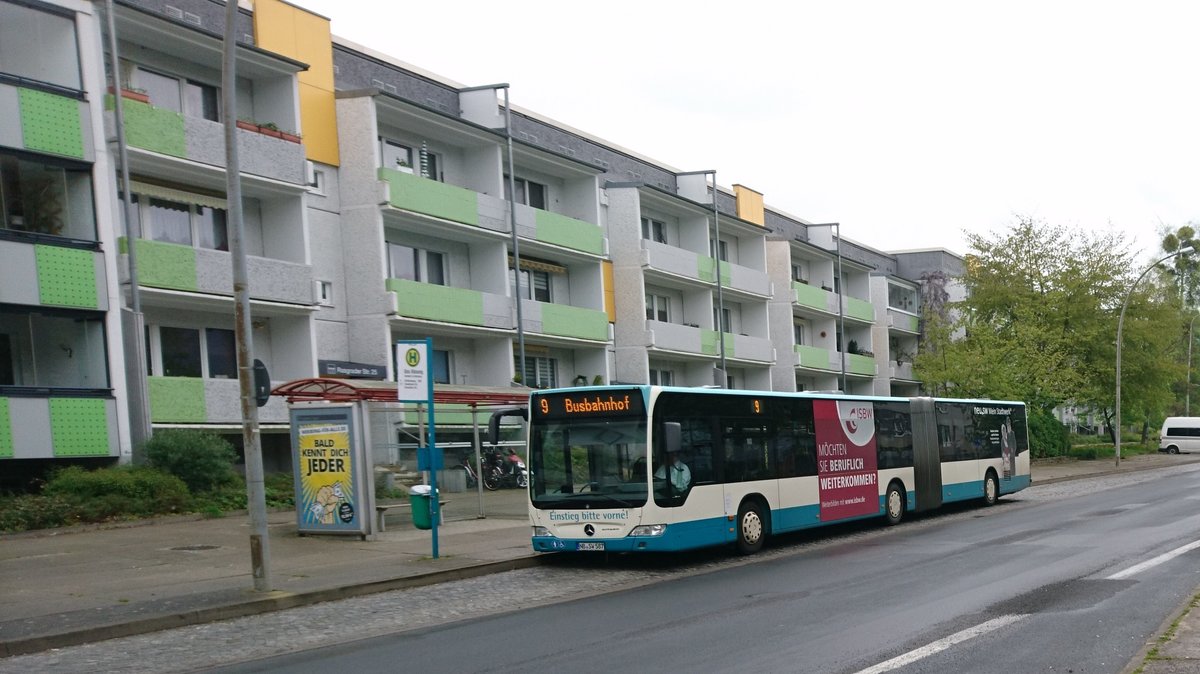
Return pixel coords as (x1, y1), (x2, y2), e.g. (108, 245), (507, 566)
(1159, 417), (1200, 454)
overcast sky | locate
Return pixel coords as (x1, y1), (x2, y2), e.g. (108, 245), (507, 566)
(295, 0), (1200, 262)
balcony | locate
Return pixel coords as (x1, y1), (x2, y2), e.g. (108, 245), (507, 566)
(647, 320), (703, 354)
(11, 85), (88, 161)
(149, 377), (287, 424)
(0, 240), (108, 310)
(513, 204), (603, 256)
(642, 241), (705, 282)
(0, 394), (117, 459)
(521, 301), (609, 342)
(119, 239), (314, 306)
(844, 296), (876, 323)
(795, 344), (836, 371)
(891, 362), (915, 380)
(700, 257), (770, 297)
(379, 167), (482, 228)
(110, 99), (305, 185)
(888, 309), (920, 333)
(387, 279), (511, 329)
(731, 333), (775, 363)
(793, 281), (837, 315)
(846, 353), (877, 376)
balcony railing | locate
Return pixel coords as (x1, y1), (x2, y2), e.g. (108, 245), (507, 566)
(379, 167), (480, 226)
(0, 394), (115, 458)
(119, 239), (314, 305)
(149, 377), (287, 424)
(0, 240), (107, 310)
(523, 301), (609, 342)
(387, 278), (511, 329)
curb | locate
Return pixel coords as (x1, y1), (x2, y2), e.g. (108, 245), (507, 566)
(0, 554), (549, 658)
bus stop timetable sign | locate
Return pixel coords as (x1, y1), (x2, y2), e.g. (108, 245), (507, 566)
(397, 341), (428, 402)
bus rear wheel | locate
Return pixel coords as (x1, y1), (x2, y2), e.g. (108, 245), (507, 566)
(983, 471), (999, 506)
(885, 482), (905, 525)
(736, 501), (766, 555)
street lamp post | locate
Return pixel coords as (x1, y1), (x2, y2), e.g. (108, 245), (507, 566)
(1115, 246), (1194, 466)
(1189, 313), (1198, 416)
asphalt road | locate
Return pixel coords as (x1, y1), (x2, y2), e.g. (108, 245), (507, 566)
(217, 464), (1200, 674)
(7, 463), (1200, 673)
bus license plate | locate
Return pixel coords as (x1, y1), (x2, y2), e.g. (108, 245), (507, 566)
(577, 542), (604, 551)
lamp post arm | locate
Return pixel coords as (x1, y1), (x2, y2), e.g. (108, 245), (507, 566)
(1116, 248), (1193, 466)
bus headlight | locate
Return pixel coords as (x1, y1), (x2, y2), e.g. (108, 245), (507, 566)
(628, 524), (667, 537)
(532, 526), (552, 537)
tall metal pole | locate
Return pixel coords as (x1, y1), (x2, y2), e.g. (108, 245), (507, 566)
(835, 223), (846, 392)
(711, 172), (727, 386)
(1189, 314), (1197, 416)
(1116, 247), (1193, 467)
(222, 0), (271, 591)
(103, 0), (152, 458)
(501, 86), (526, 384)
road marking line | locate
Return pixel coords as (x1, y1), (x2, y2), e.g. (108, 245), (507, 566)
(853, 614), (1027, 674)
(1107, 540), (1200, 580)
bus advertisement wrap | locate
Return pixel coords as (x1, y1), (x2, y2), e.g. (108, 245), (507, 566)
(815, 400), (879, 521)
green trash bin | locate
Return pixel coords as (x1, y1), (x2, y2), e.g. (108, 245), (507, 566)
(410, 485), (433, 530)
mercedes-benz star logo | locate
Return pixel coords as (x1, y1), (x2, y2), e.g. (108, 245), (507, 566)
(584, 524), (595, 537)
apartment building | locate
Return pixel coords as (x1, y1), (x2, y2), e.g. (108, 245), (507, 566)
(0, 0), (962, 475)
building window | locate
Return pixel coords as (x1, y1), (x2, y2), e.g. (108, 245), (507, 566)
(382, 139), (413, 172)
(0, 153), (96, 240)
(505, 176), (547, 209)
(309, 169), (326, 195)
(714, 307), (731, 333)
(133, 67), (219, 121)
(388, 243), (446, 285)
(645, 295), (670, 322)
(420, 150), (440, 181)
(793, 322), (807, 345)
(649, 369), (673, 386)
(710, 239), (729, 262)
(134, 196), (227, 251)
(0, 2), (81, 90)
(520, 356), (557, 389)
(432, 349), (451, 385)
(149, 325), (239, 379)
(510, 268), (551, 302)
(641, 217), (667, 244)
(792, 263), (807, 283)
(0, 307), (108, 388)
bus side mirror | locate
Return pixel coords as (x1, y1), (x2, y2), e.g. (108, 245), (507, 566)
(488, 407), (528, 445)
(663, 422), (681, 454)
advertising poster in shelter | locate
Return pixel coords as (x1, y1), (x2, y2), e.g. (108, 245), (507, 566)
(814, 400), (880, 521)
(291, 405), (365, 535)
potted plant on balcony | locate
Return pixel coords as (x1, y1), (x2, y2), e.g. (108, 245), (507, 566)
(279, 129), (302, 144)
(236, 118), (260, 132)
(257, 121), (284, 139)
(108, 86), (150, 104)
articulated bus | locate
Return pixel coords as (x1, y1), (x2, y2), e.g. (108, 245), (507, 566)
(524, 386), (1030, 554)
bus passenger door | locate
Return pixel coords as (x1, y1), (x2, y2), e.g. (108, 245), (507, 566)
(910, 397), (942, 512)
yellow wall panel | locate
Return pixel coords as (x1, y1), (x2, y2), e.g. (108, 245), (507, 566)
(602, 261), (616, 323)
(299, 84), (339, 166)
(734, 185), (765, 226)
(253, 0), (339, 166)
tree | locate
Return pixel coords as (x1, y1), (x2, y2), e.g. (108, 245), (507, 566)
(915, 217), (1183, 443)
(1161, 225), (1200, 306)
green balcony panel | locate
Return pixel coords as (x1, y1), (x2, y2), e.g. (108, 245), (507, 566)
(897, 313), (919, 331)
(19, 88), (83, 158)
(404, 403), (474, 426)
(540, 303), (608, 341)
(697, 257), (731, 286)
(0, 398), (12, 458)
(795, 344), (834, 371)
(387, 279), (484, 325)
(847, 297), (875, 322)
(534, 210), (603, 255)
(149, 377), (207, 423)
(117, 97), (186, 157)
(121, 238), (197, 291)
(793, 282), (831, 311)
(379, 167), (479, 226)
(701, 329), (718, 356)
(50, 398), (110, 456)
(36, 245), (97, 308)
(847, 353), (876, 375)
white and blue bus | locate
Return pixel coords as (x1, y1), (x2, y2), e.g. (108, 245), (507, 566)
(524, 386), (1030, 554)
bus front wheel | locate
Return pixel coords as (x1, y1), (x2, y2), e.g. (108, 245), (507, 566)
(736, 501), (766, 555)
(885, 482), (905, 525)
(983, 471), (999, 506)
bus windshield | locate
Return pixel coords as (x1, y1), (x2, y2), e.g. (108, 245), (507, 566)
(529, 418), (648, 509)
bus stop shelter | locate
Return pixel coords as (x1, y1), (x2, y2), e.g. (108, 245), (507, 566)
(272, 378), (532, 525)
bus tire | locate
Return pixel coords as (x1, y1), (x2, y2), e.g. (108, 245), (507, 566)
(885, 482), (905, 525)
(736, 500), (766, 555)
(983, 470), (999, 506)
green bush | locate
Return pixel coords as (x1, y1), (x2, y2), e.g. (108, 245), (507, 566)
(42, 465), (190, 520)
(1068, 446), (1099, 460)
(0, 494), (75, 532)
(1028, 409), (1070, 458)
(143, 429), (238, 493)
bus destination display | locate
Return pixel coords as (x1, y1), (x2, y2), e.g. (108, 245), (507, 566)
(532, 390), (646, 420)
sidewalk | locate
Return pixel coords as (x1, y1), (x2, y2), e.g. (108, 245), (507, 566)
(1, 453), (1198, 664)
